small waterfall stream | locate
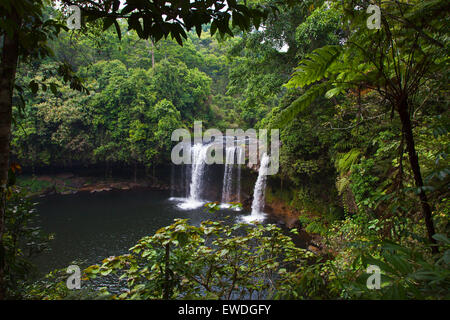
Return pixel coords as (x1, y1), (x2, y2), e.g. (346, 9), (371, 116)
(243, 153), (270, 222)
(221, 147), (236, 204)
(189, 143), (209, 200)
(236, 146), (242, 202)
(177, 143), (209, 209)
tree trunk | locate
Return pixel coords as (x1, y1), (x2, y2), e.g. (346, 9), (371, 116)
(397, 100), (438, 254)
(0, 9), (21, 299)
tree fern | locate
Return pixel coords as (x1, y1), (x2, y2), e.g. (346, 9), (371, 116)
(284, 45), (342, 89)
(272, 82), (329, 128)
(273, 45), (343, 128)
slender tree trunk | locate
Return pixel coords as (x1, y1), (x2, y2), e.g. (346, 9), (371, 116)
(397, 100), (438, 253)
(0, 9), (20, 299)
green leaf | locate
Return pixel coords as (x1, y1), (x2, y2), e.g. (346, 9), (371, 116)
(432, 233), (450, 245)
(273, 82), (329, 127)
(285, 45), (341, 88)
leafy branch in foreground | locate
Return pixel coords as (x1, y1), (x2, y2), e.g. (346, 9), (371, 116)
(83, 219), (314, 299)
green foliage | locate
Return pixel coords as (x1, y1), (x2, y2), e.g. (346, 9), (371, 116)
(285, 236), (450, 300)
(83, 219), (314, 299)
(350, 237), (450, 299)
(285, 45), (342, 89)
(150, 60), (212, 121)
(298, 215), (328, 236)
(335, 149), (361, 174)
(5, 0), (449, 301)
(23, 267), (106, 300)
(295, 2), (343, 55)
(349, 158), (380, 211)
(2, 188), (52, 298)
(16, 176), (53, 194)
(273, 82), (329, 127)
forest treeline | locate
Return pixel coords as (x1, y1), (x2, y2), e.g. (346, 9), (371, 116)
(1, 0), (448, 299)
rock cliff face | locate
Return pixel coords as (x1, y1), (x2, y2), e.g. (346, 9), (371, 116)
(239, 165), (301, 227)
(241, 193), (299, 228)
(264, 198), (301, 228)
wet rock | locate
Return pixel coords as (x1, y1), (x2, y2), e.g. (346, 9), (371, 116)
(60, 190), (76, 195)
(307, 245), (321, 255)
(90, 187), (112, 193)
(241, 196), (253, 211)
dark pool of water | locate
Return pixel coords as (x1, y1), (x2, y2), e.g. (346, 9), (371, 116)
(33, 189), (263, 274)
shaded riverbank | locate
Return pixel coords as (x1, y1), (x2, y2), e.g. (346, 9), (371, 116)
(18, 173), (170, 196)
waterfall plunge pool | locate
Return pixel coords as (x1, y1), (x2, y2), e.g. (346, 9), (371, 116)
(34, 188), (303, 276)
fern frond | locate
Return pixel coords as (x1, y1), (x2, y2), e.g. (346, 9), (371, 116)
(272, 82), (329, 128)
(285, 45), (342, 89)
(335, 149), (361, 173)
(336, 174), (351, 195)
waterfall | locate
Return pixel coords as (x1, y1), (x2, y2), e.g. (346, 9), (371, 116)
(236, 146), (242, 202)
(221, 147), (235, 203)
(175, 140), (245, 212)
(243, 153), (270, 222)
(189, 143), (209, 200)
(178, 143), (209, 209)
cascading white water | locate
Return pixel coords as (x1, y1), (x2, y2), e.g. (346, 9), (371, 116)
(189, 143), (209, 200)
(178, 143), (209, 209)
(175, 139), (245, 212)
(236, 146), (242, 203)
(221, 147), (235, 203)
(243, 153), (270, 222)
